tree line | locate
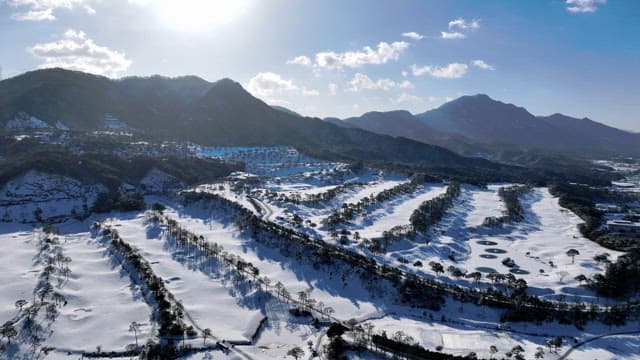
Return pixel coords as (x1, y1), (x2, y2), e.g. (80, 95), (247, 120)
(364, 182), (461, 253)
(482, 185), (533, 228)
(182, 190), (640, 327)
(323, 174), (433, 229)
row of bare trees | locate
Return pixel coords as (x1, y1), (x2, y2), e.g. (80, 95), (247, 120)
(181, 191), (640, 327)
(153, 211), (338, 323)
(95, 224), (192, 349)
(323, 174), (432, 229)
(1, 229), (69, 358)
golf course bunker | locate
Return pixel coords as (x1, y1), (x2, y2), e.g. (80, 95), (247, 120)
(479, 254), (498, 259)
(476, 267), (498, 274)
(509, 268), (530, 275)
(477, 240), (498, 246)
(485, 248), (507, 254)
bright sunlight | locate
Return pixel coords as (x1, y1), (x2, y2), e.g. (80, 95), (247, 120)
(155, 0), (252, 32)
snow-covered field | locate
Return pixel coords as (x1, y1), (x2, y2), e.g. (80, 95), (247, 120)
(155, 203), (386, 321)
(44, 224), (153, 352)
(111, 214), (265, 342)
(337, 183), (447, 239)
(366, 314), (640, 360)
(1, 148), (637, 360)
(430, 187), (623, 301)
(0, 224), (40, 324)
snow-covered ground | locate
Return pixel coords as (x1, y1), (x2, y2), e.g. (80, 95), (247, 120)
(337, 183), (447, 240)
(0, 171), (104, 223)
(111, 214), (265, 342)
(443, 187), (622, 301)
(155, 202), (387, 321)
(44, 224), (153, 352)
(1, 148), (637, 360)
(366, 313), (640, 360)
(202, 179), (621, 302)
(0, 224), (40, 324)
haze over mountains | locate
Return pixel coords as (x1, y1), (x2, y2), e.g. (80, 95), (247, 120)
(336, 94), (640, 158)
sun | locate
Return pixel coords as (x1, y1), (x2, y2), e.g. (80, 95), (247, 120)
(155, 0), (252, 32)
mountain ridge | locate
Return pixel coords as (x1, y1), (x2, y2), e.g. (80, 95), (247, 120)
(0, 68), (508, 176)
(333, 93), (640, 158)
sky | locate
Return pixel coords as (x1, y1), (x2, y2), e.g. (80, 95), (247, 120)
(0, 0), (639, 131)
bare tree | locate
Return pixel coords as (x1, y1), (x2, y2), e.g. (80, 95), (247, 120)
(287, 346), (304, 360)
(203, 328), (212, 346)
(566, 249), (580, 264)
(129, 322), (140, 347)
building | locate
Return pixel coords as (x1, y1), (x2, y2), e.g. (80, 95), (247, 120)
(606, 220), (640, 236)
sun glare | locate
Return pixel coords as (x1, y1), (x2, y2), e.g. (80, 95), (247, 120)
(156, 0), (252, 32)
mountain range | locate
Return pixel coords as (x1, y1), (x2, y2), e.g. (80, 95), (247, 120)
(335, 94), (640, 158)
(0, 68), (630, 185)
(0, 68), (506, 172)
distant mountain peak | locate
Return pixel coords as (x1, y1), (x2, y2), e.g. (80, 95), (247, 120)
(360, 110), (414, 117)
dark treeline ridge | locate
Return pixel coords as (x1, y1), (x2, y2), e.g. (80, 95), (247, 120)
(0, 149), (242, 191)
(0, 148), (242, 215)
(304, 153), (619, 188)
(483, 185), (533, 228)
(323, 174), (436, 229)
(410, 182), (461, 233)
(182, 191), (640, 328)
(549, 183), (640, 299)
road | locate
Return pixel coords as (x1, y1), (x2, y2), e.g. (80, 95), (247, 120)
(557, 330), (640, 360)
(247, 195), (273, 222)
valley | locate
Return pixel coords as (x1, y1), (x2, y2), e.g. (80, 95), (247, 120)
(1, 144), (639, 360)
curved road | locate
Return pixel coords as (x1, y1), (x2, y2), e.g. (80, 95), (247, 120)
(558, 330), (640, 360)
(247, 196), (274, 221)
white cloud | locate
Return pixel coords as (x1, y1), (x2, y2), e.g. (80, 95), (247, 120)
(28, 29), (132, 77)
(247, 72), (298, 97)
(268, 99), (292, 107)
(472, 59), (495, 70)
(566, 0), (606, 13)
(301, 87), (320, 96)
(314, 41), (409, 70)
(346, 73), (413, 92)
(402, 31), (424, 40)
(328, 83), (338, 95)
(441, 31), (466, 39)
(247, 72), (319, 98)
(411, 63), (468, 79)
(11, 8), (55, 20)
(392, 93), (423, 104)
(286, 55), (312, 66)
(399, 80), (414, 89)
(448, 18), (480, 30)
(8, 0), (96, 21)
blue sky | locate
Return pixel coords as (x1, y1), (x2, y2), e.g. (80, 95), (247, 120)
(1, 0), (638, 130)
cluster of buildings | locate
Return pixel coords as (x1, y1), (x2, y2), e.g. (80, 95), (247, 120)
(598, 203), (640, 236)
